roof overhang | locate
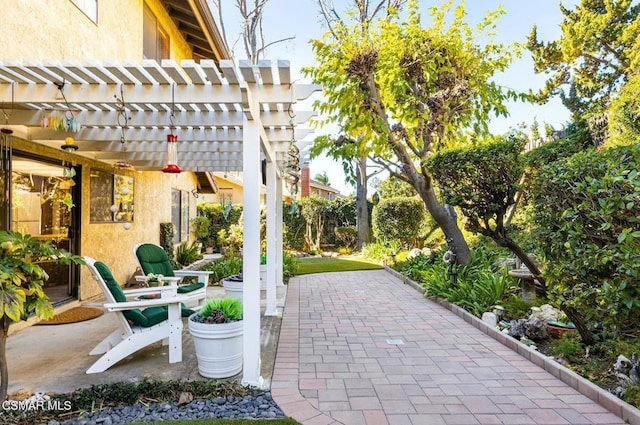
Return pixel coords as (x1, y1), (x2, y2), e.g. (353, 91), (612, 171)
(0, 59), (319, 173)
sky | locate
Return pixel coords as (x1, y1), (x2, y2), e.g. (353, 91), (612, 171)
(214, 0), (577, 195)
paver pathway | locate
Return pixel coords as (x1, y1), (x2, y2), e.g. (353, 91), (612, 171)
(271, 270), (625, 425)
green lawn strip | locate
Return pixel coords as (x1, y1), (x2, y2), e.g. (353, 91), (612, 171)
(127, 419), (300, 425)
(295, 257), (383, 275)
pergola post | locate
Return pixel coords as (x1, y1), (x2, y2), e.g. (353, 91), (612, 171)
(265, 159), (278, 316)
(241, 115), (263, 388)
(275, 174), (284, 287)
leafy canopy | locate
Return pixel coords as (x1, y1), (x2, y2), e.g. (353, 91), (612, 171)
(305, 0), (523, 173)
(527, 0), (640, 116)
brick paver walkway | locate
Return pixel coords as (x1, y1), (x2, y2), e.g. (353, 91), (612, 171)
(271, 270), (625, 425)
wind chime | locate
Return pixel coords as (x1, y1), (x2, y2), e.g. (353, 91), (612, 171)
(284, 114), (301, 215)
(112, 84), (134, 230)
(1, 83), (14, 207)
(162, 84), (181, 173)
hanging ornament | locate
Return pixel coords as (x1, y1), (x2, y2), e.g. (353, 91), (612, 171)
(162, 133), (181, 173)
(61, 136), (78, 151)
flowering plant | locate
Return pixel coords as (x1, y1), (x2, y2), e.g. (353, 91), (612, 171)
(144, 273), (163, 287)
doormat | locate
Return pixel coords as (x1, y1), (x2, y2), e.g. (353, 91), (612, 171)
(36, 307), (103, 325)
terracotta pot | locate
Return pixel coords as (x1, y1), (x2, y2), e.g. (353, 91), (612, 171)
(545, 322), (577, 338)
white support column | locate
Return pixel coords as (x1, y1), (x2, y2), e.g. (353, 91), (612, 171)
(265, 160), (278, 316)
(276, 174), (284, 286)
(241, 116), (264, 388)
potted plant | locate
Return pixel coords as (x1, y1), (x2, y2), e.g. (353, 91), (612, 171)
(144, 273), (163, 287)
(0, 230), (84, 400)
(188, 297), (243, 378)
(191, 216), (211, 254)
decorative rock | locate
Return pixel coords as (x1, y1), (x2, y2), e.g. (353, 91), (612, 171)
(481, 312), (497, 328)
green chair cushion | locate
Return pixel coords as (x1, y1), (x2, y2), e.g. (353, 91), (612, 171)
(93, 261), (190, 327)
(177, 282), (205, 294)
(135, 244), (176, 277)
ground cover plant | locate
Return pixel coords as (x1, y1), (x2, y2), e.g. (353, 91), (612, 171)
(0, 379), (254, 425)
(295, 256), (382, 275)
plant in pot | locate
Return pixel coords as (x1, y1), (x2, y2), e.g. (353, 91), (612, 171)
(0, 230), (84, 400)
(191, 216), (211, 254)
(188, 297), (243, 378)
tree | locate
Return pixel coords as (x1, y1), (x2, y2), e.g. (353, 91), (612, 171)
(0, 231), (83, 400)
(427, 135), (546, 292)
(527, 0), (640, 118)
(313, 171), (330, 186)
(210, 0), (295, 64)
(313, 1), (408, 251)
(376, 175), (417, 198)
(305, 0), (522, 265)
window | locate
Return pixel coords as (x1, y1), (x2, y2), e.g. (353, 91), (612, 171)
(143, 4), (170, 61)
(171, 189), (189, 243)
(70, 0), (98, 23)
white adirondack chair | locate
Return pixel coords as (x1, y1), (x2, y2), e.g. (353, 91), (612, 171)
(133, 243), (211, 310)
(83, 257), (188, 374)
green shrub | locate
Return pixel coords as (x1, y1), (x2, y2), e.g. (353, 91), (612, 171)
(548, 333), (584, 363)
(197, 203), (243, 251)
(198, 297), (243, 322)
(372, 197), (425, 248)
(334, 226), (357, 249)
(282, 251), (298, 279)
(532, 143), (640, 334)
(201, 255), (243, 282)
(175, 241), (201, 267)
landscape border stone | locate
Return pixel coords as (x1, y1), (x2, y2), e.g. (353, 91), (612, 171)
(384, 265), (640, 425)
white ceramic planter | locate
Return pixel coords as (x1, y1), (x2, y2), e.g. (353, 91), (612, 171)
(188, 314), (243, 378)
(223, 279), (244, 303)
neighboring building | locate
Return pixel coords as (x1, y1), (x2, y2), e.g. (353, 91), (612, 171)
(300, 167), (342, 200)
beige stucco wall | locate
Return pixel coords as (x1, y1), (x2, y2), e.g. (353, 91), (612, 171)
(1, 0), (191, 62)
(12, 137), (199, 300)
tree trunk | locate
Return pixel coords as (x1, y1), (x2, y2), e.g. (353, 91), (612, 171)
(1, 316), (10, 401)
(415, 180), (471, 265)
(355, 156), (372, 250)
(562, 306), (595, 345)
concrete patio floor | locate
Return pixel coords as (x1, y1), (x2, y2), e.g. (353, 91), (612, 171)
(6, 269), (639, 425)
(6, 284), (286, 395)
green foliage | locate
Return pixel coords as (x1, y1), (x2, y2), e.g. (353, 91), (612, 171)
(428, 135), (525, 238)
(0, 231), (84, 323)
(282, 252), (298, 279)
(334, 226), (357, 249)
(52, 378), (248, 411)
(400, 253), (436, 282)
(548, 332), (584, 363)
(217, 224), (243, 256)
(405, 245), (512, 317)
(199, 297), (243, 322)
(376, 176), (417, 198)
(300, 197), (330, 251)
(502, 295), (535, 321)
(361, 242), (393, 262)
(174, 241), (202, 267)
(524, 129), (593, 170)
(372, 197), (425, 248)
(159, 222), (176, 265)
(532, 144), (640, 332)
(190, 216), (211, 245)
(196, 203), (243, 251)
(283, 201), (306, 251)
(526, 0), (640, 117)
(608, 74), (640, 147)
(201, 255), (243, 282)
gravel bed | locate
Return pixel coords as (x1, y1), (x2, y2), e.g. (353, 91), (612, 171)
(53, 392), (284, 424)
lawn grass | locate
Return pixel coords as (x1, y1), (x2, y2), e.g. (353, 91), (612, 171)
(128, 419), (300, 425)
(295, 256), (383, 275)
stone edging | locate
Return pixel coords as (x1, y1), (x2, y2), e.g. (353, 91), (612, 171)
(384, 266), (640, 425)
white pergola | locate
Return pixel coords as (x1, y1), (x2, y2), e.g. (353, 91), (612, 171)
(0, 58), (319, 387)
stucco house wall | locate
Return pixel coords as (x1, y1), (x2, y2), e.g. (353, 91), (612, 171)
(2, 0), (203, 299)
(1, 0), (190, 61)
